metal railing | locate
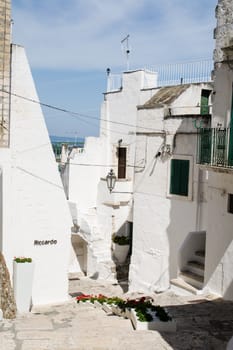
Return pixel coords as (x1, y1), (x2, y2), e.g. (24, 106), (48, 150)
(107, 59), (213, 92)
(52, 141), (84, 162)
(197, 128), (233, 168)
(107, 74), (122, 92)
(146, 59), (213, 87)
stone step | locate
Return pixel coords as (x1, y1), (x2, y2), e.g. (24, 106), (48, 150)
(194, 250), (206, 264)
(170, 278), (202, 296)
(186, 261), (205, 277)
(180, 270), (204, 289)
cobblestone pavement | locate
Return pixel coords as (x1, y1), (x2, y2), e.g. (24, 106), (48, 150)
(1, 276), (233, 349)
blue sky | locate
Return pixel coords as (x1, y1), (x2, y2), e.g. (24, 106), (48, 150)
(12, 0), (217, 138)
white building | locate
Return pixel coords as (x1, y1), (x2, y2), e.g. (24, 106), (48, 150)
(129, 83), (213, 294)
(65, 69), (158, 280)
(130, 0), (233, 300)
(62, 0), (233, 301)
(66, 67), (214, 291)
(0, 1), (76, 307)
(196, 0), (233, 300)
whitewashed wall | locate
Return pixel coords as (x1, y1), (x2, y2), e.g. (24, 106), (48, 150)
(204, 171), (233, 298)
(201, 0), (233, 300)
(212, 66), (233, 127)
(1, 45), (75, 306)
(67, 70), (158, 279)
(129, 84), (210, 293)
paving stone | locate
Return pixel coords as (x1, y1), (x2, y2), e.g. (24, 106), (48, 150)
(1, 277), (233, 349)
(21, 333), (76, 350)
(21, 339), (51, 350)
(0, 331), (16, 350)
(17, 330), (56, 340)
(14, 316), (53, 331)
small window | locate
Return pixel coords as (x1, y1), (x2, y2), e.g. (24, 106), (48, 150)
(228, 194), (233, 214)
(118, 147), (126, 179)
(170, 159), (189, 196)
(200, 89), (211, 115)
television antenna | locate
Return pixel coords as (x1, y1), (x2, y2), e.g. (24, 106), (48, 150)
(121, 34), (130, 71)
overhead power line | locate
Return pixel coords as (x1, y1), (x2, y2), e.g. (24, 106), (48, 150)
(2, 89), (164, 133)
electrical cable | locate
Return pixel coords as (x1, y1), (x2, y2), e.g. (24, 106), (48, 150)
(2, 89), (166, 133)
(59, 161), (145, 169)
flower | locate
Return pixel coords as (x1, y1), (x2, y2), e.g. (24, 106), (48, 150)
(14, 257), (32, 263)
(76, 294), (171, 322)
(76, 294), (108, 304)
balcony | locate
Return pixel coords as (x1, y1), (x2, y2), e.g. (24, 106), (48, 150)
(197, 128), (233, 169)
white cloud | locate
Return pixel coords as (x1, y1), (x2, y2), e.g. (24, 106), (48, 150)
(12, 0), (217, 71)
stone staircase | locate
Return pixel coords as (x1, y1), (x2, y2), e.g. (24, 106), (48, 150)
(171, 250), (205, 295)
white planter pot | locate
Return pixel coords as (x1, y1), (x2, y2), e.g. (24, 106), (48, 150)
(13, 261), (34, 313)
(113, 243), (130, 263)
(102, 302), (112, 314)
(93, 300), (102, 309)
(129, 308), (176, 332)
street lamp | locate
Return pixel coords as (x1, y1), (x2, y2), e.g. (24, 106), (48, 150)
(106, 169), (116, 193)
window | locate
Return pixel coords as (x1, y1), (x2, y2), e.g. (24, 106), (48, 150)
(228, 194), (233, 214)
(118, 147), (126, 179)
(170, 159), (190, 196)
(200, 89), (211, 115)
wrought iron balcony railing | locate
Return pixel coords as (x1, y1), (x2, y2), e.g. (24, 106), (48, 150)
(197, 128), (233, 168)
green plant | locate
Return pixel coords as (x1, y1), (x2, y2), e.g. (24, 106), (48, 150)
(112, 235), (130, 245)
(136, 308), (153, 322)
(76, 294), (172, 323)
(14, 257), (32, 263)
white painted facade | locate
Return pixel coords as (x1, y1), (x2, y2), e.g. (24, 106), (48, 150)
(200, 0), (233, 300)
(66, 70), (158, 279)
(128, 83), (212, 293)
(128, 0), (233, 299)
(63, 0), (233, 301)
(0, 45), (76, 306)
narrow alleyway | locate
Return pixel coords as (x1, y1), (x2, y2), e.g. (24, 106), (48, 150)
(0, 275), (233, 349)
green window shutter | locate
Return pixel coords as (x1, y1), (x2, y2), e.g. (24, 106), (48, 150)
(200, 90), (210, 115)
(199, 128), (211, 164)
(170, 159), (189, 196)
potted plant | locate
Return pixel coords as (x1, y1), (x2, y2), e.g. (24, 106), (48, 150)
(13, 257), (34, 313)
(112, 235), (130, 263)
(76, 295), (176, 332)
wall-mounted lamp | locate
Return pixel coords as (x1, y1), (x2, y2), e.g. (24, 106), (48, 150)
(106, 169), (116, 193)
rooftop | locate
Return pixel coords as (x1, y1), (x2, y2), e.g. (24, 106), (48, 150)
(138, 84), (191, 110)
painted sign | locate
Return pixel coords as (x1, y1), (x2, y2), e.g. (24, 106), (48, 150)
(34, 240), (57, 246)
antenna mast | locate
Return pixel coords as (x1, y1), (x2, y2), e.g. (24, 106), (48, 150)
(121, 34), (130, 71)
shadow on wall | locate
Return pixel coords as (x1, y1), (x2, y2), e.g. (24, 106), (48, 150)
(224, 279), (233, 300)
(71, 234), (88, 275)
(203, 184), (233, 298)
(178, 231), (206, 272)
